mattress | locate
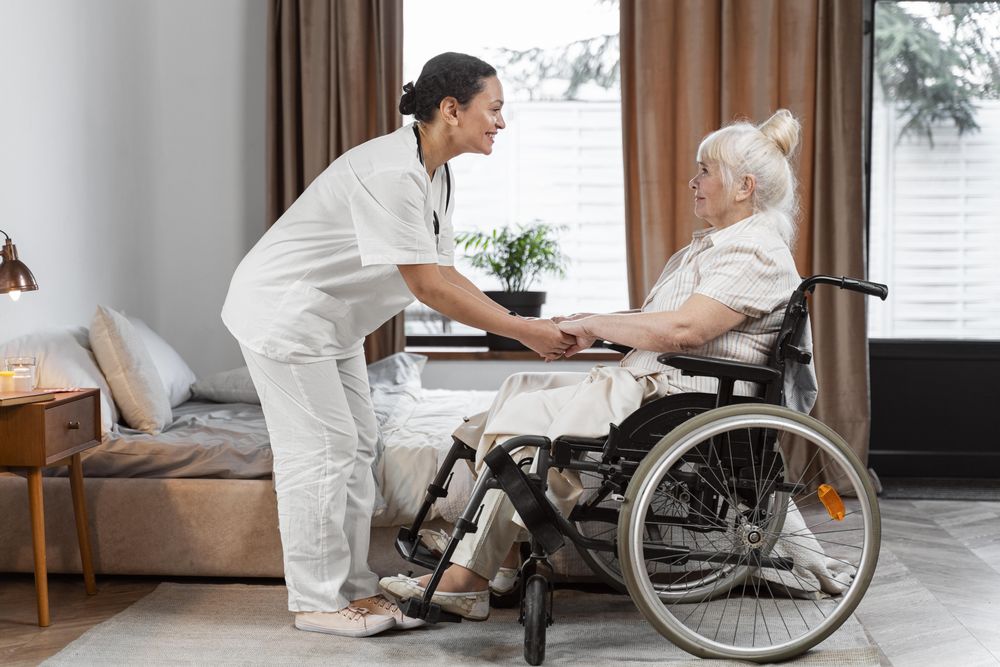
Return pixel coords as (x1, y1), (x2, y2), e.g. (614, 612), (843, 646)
(375, 388), (495, 526)
(50, 401), (273, 480)
(43, 390), (496, 527)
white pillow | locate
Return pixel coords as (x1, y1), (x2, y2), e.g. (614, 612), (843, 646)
(190, 353), (429, 417)
(0, 326), (118, 434)
(89, 306), (172, 434)
(128, 316), (196, 408)
(190, 366), (259, 404)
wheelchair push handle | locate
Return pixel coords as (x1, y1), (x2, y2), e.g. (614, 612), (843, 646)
(798, 275), (888, 300)
(838, 277), (889, 300)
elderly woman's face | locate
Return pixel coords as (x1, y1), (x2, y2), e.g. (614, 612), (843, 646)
(689, 161), (730, 224)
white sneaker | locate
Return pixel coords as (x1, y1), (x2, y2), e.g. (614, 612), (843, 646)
(489, 566), (520, 595)
(352, 594), (426, 630)
(379, 574), (490, 621)
(294, 607), (396, 637)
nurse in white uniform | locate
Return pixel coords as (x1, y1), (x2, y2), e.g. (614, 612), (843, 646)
(221, 52), (575, 638)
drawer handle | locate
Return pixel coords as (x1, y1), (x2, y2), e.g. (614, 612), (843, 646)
(67, 421), (80, 430)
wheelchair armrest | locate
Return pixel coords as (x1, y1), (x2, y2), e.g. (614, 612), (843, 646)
(656, 353), (781, 385)
(600, 340), (633, 355)
(552, 434), (607, 452)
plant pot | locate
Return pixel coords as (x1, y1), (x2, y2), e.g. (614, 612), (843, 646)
(484, 291), (546, 351)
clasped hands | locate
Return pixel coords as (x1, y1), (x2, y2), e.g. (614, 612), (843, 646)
(520, 312), (600, 361)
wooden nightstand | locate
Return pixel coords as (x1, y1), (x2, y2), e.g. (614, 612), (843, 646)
(0, 389), (100, 626)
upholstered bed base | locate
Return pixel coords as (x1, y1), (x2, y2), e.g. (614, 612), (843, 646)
(0, 474), (430, 578)
(0, 474), (587, 579)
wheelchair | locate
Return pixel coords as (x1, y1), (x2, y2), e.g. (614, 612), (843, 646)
(395, 275), (888, 664)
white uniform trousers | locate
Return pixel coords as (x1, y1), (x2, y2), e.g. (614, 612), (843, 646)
(241, 344), (380, 612)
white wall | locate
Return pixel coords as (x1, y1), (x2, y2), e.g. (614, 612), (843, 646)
(0, 0), (265, 376)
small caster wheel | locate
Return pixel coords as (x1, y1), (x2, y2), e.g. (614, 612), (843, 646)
(522, 574), (548, 665)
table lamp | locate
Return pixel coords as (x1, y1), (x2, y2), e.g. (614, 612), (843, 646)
(0, 229), (39, 301)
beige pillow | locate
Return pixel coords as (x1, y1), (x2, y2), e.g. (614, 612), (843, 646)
(89, 306), (172, 434)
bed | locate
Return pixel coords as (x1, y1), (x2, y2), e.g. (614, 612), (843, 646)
(0, 318), (591, 579)
(0, 393), (499, 578)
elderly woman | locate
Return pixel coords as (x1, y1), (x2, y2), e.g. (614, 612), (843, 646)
(381, 109), (809, 620)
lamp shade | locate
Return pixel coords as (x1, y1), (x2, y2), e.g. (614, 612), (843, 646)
(0, 236), (38, 294)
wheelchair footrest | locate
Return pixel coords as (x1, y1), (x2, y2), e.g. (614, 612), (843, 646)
(399, 597), (464, 624)
(775, 481), (807, 494)
(395, 527), (443, 571)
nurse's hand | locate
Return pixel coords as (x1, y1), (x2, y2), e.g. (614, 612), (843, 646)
(518, 318), (576, 361)
(551, 312), (595, 324)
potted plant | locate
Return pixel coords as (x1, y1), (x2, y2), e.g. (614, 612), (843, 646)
(455, 222), (567, 350)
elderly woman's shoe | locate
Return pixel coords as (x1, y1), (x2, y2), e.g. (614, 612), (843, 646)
(489, 566), (520, 595)
(417, 528), (451, 556)
(352, 594), (426, 630)
(379, 574), (490, 621)
(294, 607), (396, 637)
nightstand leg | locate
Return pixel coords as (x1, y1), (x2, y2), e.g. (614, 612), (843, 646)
(69, 454), (97, 595)
(27, 468), (50, 627)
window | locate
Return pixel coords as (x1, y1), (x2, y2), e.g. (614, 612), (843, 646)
(403, 0), (628, 343)
(868, 1), (1000, 339)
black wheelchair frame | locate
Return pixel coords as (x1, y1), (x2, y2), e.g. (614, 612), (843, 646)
(393, 275), (888, 663)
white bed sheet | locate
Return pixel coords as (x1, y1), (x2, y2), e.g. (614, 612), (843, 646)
(374, 388), (495, 527)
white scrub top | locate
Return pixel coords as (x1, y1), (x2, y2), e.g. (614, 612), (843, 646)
(222, 123), (455, 363)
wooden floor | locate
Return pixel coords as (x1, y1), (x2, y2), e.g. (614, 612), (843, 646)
(1, 498), (998, 666)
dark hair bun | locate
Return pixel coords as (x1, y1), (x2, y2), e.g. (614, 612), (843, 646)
(404, 53), (497, 122)
(398, 81), (417, 116)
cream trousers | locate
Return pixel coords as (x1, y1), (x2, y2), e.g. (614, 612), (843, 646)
(241, 345), (380, 612)
(450, 367), (670, 579)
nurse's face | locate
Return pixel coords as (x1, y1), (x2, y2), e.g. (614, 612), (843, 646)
(456, 76), (506, 155)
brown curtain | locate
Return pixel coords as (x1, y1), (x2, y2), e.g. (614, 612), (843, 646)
(266, 0), (405, 362)
(621, 0), (870, 475)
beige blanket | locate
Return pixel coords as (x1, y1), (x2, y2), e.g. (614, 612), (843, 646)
(452, 366), (853, 599)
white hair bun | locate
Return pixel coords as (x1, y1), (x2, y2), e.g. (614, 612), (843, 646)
(757, 109), (800, 157)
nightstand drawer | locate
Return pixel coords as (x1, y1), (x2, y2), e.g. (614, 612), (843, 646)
(44, 396), (98, 460)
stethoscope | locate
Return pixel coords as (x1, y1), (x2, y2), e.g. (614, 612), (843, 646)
(412, 124), (451, 248)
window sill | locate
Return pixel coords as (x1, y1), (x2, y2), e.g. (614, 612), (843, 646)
(405, 346), (623, 362)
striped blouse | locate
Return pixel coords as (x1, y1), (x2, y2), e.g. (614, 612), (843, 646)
(620, 213), (805, 397)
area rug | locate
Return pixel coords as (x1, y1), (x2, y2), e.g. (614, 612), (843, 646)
(44, 583), (878, 666)
(879, 477), (1000, 501)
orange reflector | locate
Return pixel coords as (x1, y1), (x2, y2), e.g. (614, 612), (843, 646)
(818, 484), (845, 521)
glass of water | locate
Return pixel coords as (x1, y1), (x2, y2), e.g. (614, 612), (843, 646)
(5, 356), (38, 390)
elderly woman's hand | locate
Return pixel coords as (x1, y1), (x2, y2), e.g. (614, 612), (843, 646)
(557, 317), (599, 357)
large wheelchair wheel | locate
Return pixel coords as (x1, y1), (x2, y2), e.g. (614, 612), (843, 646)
(573, 394), (723, 594)
(618, 404), (880, 662)
(575, 467), (779, 600)
(572, 455), (630, 594)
